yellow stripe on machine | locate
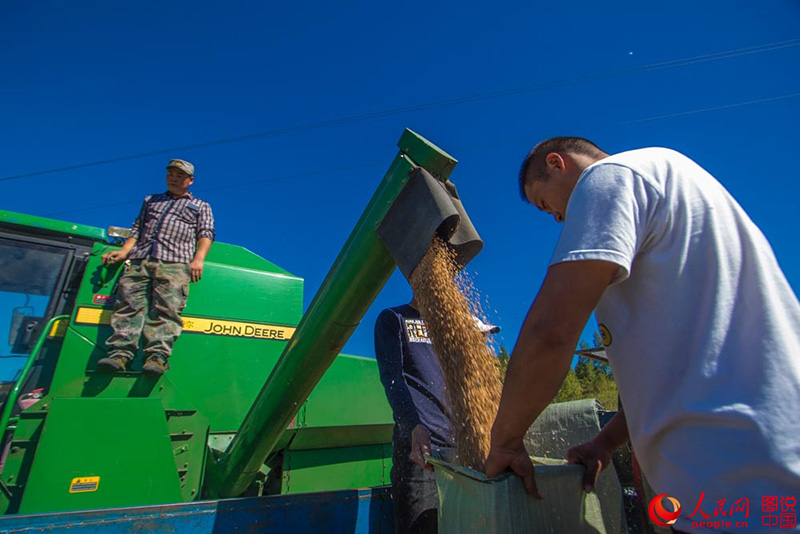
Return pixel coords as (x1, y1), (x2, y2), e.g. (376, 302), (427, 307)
(181, 317), (295, 340)
(74, 307), (295, 341)
(48, 318), (69, 338)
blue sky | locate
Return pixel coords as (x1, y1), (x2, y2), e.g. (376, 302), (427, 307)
(2, 1), (799, 362)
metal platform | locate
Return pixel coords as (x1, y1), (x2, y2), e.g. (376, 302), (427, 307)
(0, 486), (394, 533)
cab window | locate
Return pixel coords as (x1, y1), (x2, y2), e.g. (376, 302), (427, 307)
(0, 238), (70, 382)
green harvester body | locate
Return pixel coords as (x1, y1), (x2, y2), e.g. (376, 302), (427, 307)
(0, 129), (459, 518)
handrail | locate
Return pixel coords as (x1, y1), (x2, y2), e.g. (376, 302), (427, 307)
(0, 315), (69, 447)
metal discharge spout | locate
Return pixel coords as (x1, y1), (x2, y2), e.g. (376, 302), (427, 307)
(211, 129), (482, 497)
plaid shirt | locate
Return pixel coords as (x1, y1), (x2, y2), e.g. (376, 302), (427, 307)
(128, 192), (215, 263)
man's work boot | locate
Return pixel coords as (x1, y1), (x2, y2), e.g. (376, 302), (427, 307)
(142, 354), (169, 377)
(97, 354), (131, 373)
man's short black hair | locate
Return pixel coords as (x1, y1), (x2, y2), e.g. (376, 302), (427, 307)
(518, 137), (607, 201)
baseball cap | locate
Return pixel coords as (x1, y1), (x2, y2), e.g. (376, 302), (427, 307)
(474, 316), (500, 335)
(167, 159), (195, 176)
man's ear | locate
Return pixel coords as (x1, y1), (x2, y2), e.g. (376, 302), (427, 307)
(545, 153), (566, 172)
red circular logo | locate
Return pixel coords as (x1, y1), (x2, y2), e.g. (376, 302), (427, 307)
(648, 494), (682, 527)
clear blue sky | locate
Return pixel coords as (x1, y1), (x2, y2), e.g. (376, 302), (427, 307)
(2, 1), (799, 361)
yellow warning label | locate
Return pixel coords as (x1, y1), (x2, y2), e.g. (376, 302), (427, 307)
(69, 476), (100, 493)
(75, 308), (113, 325)
(74, 307), (295, 341)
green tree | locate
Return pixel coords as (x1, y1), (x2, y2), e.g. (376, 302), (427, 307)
(553, 368), (583, 403)
(561, 331), (618, 409)
(592, 374), (619, 411)
(495, 334), (619, 410)
(495, 344), (510, 379)
(573, 355), (617, 410)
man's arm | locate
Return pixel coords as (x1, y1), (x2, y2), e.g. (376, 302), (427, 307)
(485, 259), (619, 497)
(566, 404), (629, 492)
(190, 237), (212, 283)
(190, 201), (215, 283)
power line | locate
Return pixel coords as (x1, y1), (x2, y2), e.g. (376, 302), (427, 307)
(45, 90), (800, 218)
(619, 92), (800, 125)
(4, 38), (800, 183)
(44, 161), (385, 217)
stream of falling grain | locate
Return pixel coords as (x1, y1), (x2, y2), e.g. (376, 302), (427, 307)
(409, 237), (502, 471)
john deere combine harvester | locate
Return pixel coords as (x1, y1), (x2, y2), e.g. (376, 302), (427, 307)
(0, 130), (483, 532)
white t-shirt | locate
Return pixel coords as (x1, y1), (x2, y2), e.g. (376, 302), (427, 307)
(551, 148), (800, 533)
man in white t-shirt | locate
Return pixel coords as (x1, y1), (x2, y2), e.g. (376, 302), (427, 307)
(485, 137), (800, 533)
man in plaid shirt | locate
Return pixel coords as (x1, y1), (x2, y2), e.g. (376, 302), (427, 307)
(97, 158), (215, 376)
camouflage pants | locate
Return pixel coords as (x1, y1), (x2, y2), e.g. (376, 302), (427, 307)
(106, 259), (190, 360)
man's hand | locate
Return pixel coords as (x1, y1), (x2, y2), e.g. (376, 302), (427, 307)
(101, 237), (136, 265)
(410, 424), (433, 471)
(189, 258), (204, 283)
(485, 440), (542, 499)
(566, 435), (614, 493)
(101, 250), (129, 265)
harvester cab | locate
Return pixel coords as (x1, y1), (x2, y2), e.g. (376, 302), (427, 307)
(0, 217), (102, 406)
